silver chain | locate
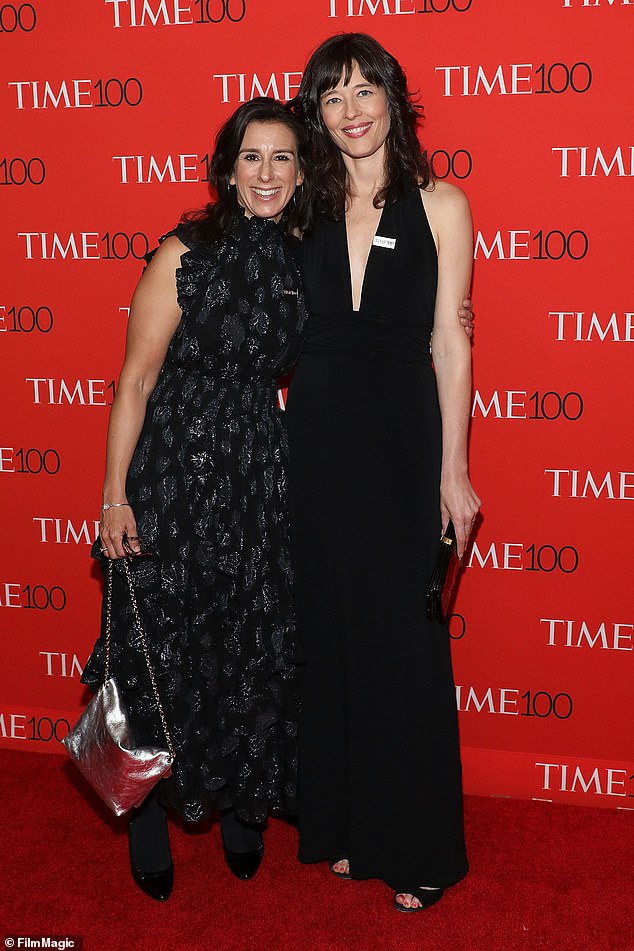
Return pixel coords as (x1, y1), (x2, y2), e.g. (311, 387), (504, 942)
(103, 559), (175, 757)
(104, 559), (114, 682)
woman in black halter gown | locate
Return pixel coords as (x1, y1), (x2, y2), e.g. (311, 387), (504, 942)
(286, 34), (481, 911)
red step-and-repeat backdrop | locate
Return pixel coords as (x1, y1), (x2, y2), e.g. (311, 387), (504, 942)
(2, 0), (632, 811)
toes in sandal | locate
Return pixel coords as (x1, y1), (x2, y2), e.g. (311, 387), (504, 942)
(393, 887), (445, 913)
(329, 858), (351, 880)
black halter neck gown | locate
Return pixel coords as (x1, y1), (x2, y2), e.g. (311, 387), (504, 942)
(285, 182), (468, 893)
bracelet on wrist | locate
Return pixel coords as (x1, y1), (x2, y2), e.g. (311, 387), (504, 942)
(101, 502), (132, 511)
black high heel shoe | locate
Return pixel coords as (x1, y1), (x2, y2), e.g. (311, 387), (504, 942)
(220, 809), (264, 881)
(128, 795), (173, 902)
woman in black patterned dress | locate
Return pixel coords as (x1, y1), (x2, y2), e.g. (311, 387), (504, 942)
(81, 98), (309, 901)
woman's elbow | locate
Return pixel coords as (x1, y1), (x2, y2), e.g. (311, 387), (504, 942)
(431, 330), (471, 366)
(117, 366), (161, 402)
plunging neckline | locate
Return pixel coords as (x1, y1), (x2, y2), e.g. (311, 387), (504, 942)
(343, 203), (386, 314)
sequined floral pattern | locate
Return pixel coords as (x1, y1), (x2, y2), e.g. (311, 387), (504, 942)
(82, 213), (308, 822)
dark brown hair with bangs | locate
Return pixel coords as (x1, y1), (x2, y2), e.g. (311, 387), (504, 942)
(291, 33), (432, 220)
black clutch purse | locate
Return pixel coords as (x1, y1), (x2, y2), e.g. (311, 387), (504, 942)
(426, 520), (461, 624)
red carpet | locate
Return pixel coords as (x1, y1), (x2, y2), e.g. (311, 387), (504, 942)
(1, 749), (632, 951)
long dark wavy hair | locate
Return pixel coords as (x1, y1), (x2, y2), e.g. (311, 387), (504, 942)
(180, 97), (312, 244)
(292, 33), (432, 219)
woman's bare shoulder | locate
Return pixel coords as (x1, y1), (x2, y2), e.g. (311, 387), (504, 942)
(420, 179), (470, 215)
(419, 180), (472, 250)
(153, 233), (190, 262)
(140, 233), (190, 283)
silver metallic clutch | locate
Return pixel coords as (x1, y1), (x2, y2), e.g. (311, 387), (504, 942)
(63, 558), (175, 816)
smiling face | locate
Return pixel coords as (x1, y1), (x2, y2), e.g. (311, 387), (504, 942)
(319, 62), (391, 162)
(229, 120), (303, 221)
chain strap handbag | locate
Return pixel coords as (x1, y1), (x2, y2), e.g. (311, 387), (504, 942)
(63, 558), (175, 816)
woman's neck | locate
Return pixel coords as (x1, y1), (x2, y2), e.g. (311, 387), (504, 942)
(342, 146), (386, 202)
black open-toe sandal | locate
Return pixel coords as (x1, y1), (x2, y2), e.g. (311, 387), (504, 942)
(328, 858), (351, 880)
(393, 887), (445, 912)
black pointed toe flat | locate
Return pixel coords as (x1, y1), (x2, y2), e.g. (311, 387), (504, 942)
(128, 813), (174, 901)
(222, 839), (264, 880)
(130, 860), (174, 902)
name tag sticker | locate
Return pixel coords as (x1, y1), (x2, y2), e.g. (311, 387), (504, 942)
(373, 235), (396, 250)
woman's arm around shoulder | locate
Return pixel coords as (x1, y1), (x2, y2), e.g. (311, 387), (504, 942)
(100, 234), (187, 558)
(422, 182), (481, 558)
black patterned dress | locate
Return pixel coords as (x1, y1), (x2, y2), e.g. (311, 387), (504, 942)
(82, 212), (308, 823)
